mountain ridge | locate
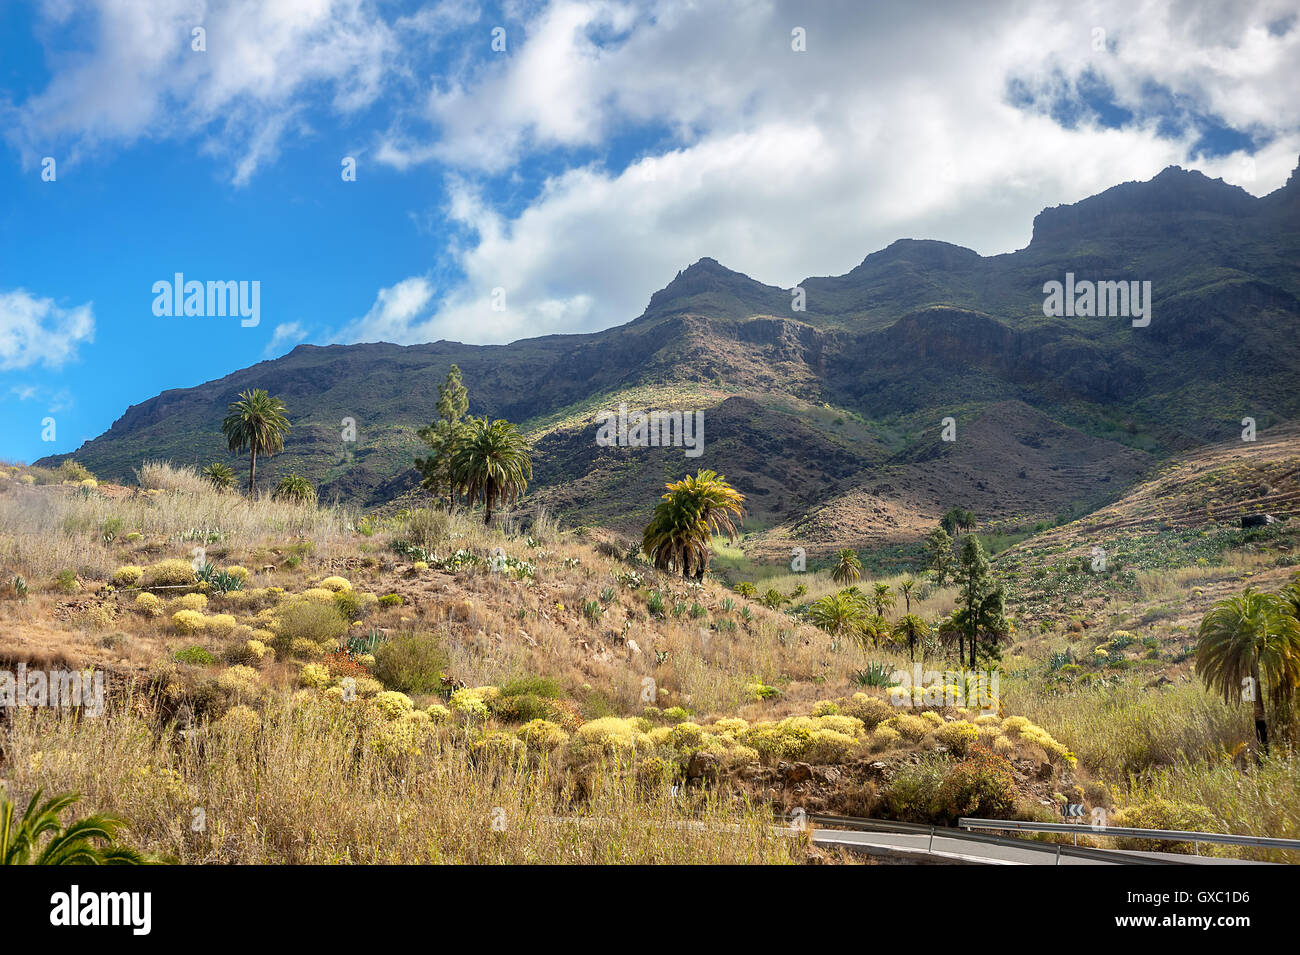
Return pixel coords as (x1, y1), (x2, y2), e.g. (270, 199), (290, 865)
(37, 157), (1300, 552)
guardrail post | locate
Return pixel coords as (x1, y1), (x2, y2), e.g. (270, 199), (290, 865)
(1056, 844), (1061, 866)
(1194, 840), (1199, 856)
(929, 826), (935, 852)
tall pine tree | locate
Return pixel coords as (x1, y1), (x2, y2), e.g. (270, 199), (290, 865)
(415, 364), (470, 511)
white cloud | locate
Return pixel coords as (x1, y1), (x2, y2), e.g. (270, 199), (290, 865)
(0, 289), (95, 370)
(7, 0), (399, 185)
(336, 277), (438, 344)
(345, 0), (1300, 345)
(264, 321), (310, 357)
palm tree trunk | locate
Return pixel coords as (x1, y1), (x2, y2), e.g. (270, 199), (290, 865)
(1252, 663), (1269, 758)
(248, 448), (257, 495)
(483, 478), (494, 525)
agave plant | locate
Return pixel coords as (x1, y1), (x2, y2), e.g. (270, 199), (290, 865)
(1, 789), (165, 865)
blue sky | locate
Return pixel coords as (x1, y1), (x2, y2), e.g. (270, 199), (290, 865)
(2, 0), (1298, 465)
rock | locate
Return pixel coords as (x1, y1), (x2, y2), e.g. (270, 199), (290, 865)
(626, 639), (641, 656)
(786, 762), (813, 784)
(686, 752), (717, 780)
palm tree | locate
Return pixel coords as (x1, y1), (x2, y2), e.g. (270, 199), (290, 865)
(221, 389), (290, 494)
(449, 417), (534, 525)
(895, 613), (931, 661)
(1, 789), (164, 864)
(758, 588), (787, 610)
(273, 473), (316, 505)
(959, 509), (977, 536)
(201, 462), (235, 491)
(791, 583), (808, 600)
(898, 575), (918, 615)
(643, 470), (745, 579)
(1195, 588), (1300, 756)
(808, 590), (869, 646)
(870, 582), (896, 620)
(831, 549), (862, 586)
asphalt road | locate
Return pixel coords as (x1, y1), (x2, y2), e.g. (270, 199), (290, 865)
(805, 826), (1270, 865)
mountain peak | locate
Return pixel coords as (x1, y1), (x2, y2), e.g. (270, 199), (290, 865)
(1030, 163), (1258, 246)
(643, 256), (785, 319)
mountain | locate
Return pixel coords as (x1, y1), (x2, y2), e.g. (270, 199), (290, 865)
(38, 158), (1300, 551)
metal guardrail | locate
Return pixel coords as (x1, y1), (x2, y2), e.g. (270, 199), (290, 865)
(803, 814), (1182, 865)
(958, 817), (1300, 855)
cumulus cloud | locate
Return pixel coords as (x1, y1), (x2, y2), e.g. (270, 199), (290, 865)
(12, 1), (1299, 348)
(0, 289), (95, 370)
(344, 0), (1300, 345)
(264, 321), (310, 357)
(6, 0), (399, 184)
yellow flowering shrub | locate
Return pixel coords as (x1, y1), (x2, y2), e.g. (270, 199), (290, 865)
(217, 665), (261, 699)
(372, 690), (415, 720)
(219, 704), (261, 734)
(713, 717), (749, 735)
(170, 593), (208, 613)
(282, 638), (321, 659)
(426, 703), (451, 722)
(134, 592), (164, 617)
(1000, 716), (1030, 736)
(319, 576), (351, 592)
(806, 729), (860, 763)
(206, 613), (237, 636)
(112, 565), (144, 587)
(144, 559), (196, 587)
(812, 714), (866, 737)
(517, 719), (570, 750)
(871, 725), (901, 751)
(300, 588), (337, 604)
(920, 711), (944, 727)
(843, 693), (894, 729)
(889, 713), (931, 742)
(449, 688), (490, 720)
(572, 717), (651, 755)
(224, 566), (251, 582)
(171, 609), (206, 634)
(934, 720), (980, 756)
(299, 663), (331, 689)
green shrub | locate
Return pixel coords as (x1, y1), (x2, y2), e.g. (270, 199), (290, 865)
(499, 675), (564, 699)
(333, 589), (365, 621)
(371, 631), (449, 694)
(275, 600), (348, 648)
(881, 757), (948, 822)
(174, 645), (217, 666)
(934, 747), (1019, 823)
(378, 593), (403, 608)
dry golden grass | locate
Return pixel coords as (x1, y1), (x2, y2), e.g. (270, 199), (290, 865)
(4, 698), (803, 864)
